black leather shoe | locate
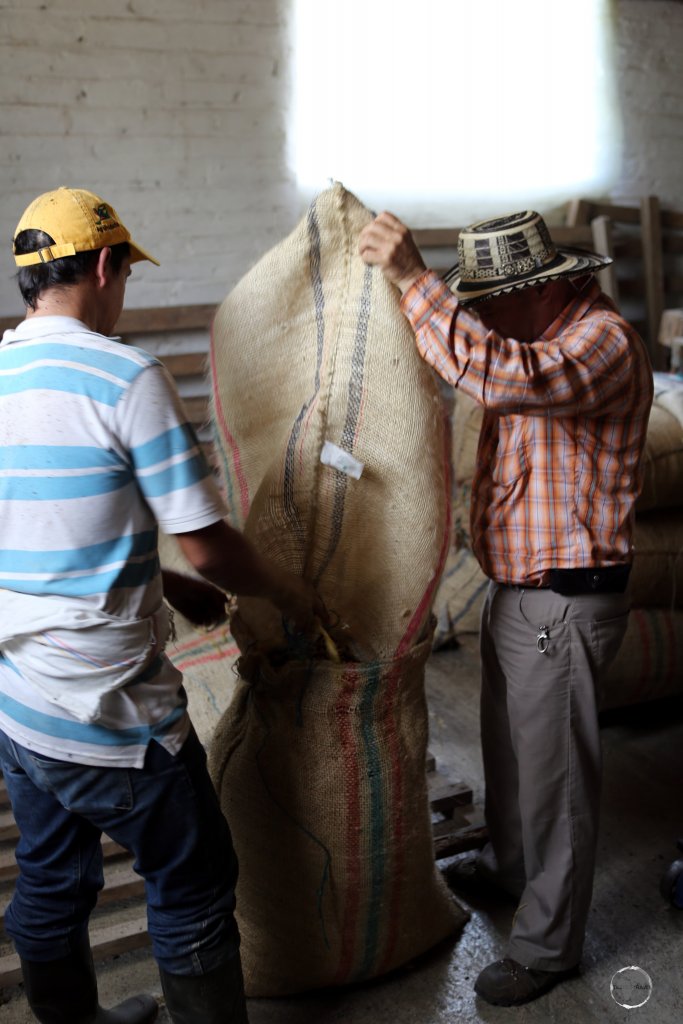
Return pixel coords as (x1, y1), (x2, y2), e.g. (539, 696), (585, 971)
(474, 957), (579, 1006)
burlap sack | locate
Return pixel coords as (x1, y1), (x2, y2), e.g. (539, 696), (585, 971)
(631, 513), (683, 609)
(451, 388), (683, 518)
(450, 393), (482, 548)
(636, 402), (683, 512)
(433, 543), (488, 648)
(208, 627), (467, 996)
(158, 532), (239, 747)
(207, 184), (463, 995)
(601, 608), (683, 710)
(451, 391), (483, 488)
(209, 182), (451, 659)
(434, 509), (683, 650)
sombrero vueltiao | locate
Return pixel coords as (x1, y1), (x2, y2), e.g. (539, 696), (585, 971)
(444, 210), (612, 306)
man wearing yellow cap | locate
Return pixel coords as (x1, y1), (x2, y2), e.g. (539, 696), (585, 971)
(0, 188), (318, 1024)
(360, 210), (653, 1007)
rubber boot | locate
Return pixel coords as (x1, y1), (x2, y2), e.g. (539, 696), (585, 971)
(159, 953), (248, 1024)
(19, 934), (158, 1024)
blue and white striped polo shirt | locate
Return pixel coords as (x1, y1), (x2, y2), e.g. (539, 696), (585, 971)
(0, 316), (228, 766)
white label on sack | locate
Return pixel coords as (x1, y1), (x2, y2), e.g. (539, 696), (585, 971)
(320, 441), (364, 480)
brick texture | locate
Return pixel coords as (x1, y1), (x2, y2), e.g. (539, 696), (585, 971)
(1, 0), (682, 317)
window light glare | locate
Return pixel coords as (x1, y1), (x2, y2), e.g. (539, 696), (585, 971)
(290, 0), (614, 212)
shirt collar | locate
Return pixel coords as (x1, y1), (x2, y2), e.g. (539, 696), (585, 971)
(539, 280), (605, 341)
(1, 316), (93, 346)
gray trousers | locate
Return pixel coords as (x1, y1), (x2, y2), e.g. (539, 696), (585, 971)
(478, 581), (629, 971)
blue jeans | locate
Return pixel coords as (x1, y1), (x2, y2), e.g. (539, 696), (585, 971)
(0, 727), (240, 975)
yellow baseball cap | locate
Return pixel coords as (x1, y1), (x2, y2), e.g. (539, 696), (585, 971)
(13, 186), (160, 267)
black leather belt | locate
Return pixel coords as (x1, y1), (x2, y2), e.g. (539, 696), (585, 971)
(501, 565), (631, 595)
(547, 565), (631, 595)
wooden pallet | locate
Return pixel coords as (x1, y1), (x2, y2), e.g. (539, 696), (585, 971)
(0, 757), (486, 992)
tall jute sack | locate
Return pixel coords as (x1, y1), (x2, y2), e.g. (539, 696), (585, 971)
(207, 184), (465, 996)
(636, 402), (683, 513)
(209, 182), (451, 658)
(631, 513), (683, 609)
(210, 628), (465, 995)
(601, 607), (683, 709)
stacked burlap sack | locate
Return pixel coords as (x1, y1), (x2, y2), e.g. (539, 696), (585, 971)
(158, 531), (240, 747)
(205, 183), (467, 997)
(433, 372), (683, 710)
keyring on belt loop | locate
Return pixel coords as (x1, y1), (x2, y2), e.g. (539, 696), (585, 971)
(516, 588), (552, 654)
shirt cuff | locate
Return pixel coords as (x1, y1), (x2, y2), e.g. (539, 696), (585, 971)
(399, 268), (458, 323)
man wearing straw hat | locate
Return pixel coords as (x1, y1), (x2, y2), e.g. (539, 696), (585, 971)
(0, 187), (319, 1024)
(360, 209), (653, 1006)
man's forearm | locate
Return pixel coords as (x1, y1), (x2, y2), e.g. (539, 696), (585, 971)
(175, 520), (289, 601)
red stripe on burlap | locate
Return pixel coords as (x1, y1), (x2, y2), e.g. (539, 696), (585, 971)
(374, 656), (405, 977)
(376, 409), (452, 974)
(209, 320), (250, 523)
(173, 648), (239, 672)
(171, 627), (232, 655)
(633, 609), (651, 684)
(662, 610), (676, 681)
(333, 666), (364, 984)
(395, 406), (452, 658)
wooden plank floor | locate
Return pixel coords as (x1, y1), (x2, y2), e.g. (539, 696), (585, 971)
(0, 759), (485, 992)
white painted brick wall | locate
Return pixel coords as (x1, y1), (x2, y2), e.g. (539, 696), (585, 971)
(0, 0), (298, 316)
(612, 0), (683, 206)
(1, 0), (682, 320)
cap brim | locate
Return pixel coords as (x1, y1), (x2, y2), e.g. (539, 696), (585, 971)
(129, 240), (160, 266)
(445, 246), (612, 306)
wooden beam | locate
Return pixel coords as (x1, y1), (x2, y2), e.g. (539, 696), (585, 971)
(180, 396), (210, 427)
(114, 303), (217, 335)
(565, 198), (593, 226)
(433, 820), (489, 859)
(591, 215), (619, 304)
(159, 352), (208, 378)
(0, 303), (218, 339)
(640, 195), (665, 365)
(0, 917), (151, 990)
(0, 836), (129, 883)
(0, 866), (145, 931)
(582, 201), (641, 225)
(0, 809), (18, 842)
(412, 228), (461, 248)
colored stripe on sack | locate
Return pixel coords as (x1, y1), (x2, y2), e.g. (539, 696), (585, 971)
(662, 611), (676, 681)
(315, 262), (372, 584)
(373, 413), (452, 971)
(633, 609), (651, 685)
(209, 317), (250, 524)
(168, 626), (237, 670)
(375, 657), (406, 976)
(281, 200), (327, 548)
(333, 666), (364, 984)
(396, 405), (453, 656)
(356, 661), (386, 979)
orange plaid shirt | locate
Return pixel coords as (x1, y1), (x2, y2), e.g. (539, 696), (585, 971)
(401, 271), (654, 586)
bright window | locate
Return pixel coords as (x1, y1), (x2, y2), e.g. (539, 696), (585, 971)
(290, 0), (616, 220)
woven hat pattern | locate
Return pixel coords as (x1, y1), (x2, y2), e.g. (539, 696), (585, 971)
(445, 210), (611, 305)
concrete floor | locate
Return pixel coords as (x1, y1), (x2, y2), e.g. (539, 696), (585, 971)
(2, 634), (683, 1022)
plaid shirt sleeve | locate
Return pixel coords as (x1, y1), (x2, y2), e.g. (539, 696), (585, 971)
(400, 270), (643, 416)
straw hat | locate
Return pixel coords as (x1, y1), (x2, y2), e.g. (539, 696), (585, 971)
(445, 210), (611, 306)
